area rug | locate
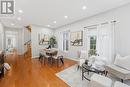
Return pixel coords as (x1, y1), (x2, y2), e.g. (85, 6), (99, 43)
(56, 65), (92, 87)
(56, 64), (130, 87)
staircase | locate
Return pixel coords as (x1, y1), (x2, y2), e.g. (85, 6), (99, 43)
(24, 25), (32, 59)
(24, 40), (32, 59)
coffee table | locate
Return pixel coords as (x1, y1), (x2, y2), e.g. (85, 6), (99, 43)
(82, 63), (106, 81)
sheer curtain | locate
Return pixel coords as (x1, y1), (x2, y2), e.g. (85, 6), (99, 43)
(96, 22), (115, 64)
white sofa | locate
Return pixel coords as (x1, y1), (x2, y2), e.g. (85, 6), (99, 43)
(114, 81), (130, 87)
(90, 74), (130, 87)
(105, 65), (130, 82)
(105, 54), (130, 82)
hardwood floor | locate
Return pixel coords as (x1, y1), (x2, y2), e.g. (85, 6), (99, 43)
(0, 52), (76, 87)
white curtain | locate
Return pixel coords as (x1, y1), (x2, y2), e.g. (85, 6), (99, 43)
(96, 22), (115, 64)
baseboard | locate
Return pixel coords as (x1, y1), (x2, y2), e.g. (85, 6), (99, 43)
(65, 57), (77, 61)
(32, 56), (39, 59)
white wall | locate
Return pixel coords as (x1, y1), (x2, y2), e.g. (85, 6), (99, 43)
(31, 25), (54, 58)
(0, 23), (4, 50)
(4, 27), (24, 55)
(55, 3), (130, 59)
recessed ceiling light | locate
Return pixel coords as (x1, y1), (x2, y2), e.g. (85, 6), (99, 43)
(47, 25), (50, 27)
(17, 17), (21, 21)
(53, 21), (57, 24)
(64, 16), (68, 19)
(82, 6), (87, 10)
(11, 23), (14, 26)
(18, 10), (23, 13)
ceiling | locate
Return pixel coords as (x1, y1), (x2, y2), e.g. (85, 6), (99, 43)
(0, 0), (130, 29)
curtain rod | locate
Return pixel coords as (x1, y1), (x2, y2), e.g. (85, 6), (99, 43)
(84, 20), (116, 29)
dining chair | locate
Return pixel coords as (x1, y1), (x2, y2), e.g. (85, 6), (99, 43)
(52, 50), (64, 67)
(39, 50), (49, 64)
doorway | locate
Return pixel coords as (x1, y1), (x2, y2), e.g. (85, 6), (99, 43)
(5, 31), (18, 54)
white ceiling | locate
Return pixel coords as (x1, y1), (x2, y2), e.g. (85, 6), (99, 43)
(0, 0), (130, 29)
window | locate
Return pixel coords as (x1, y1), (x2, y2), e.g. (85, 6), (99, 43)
(86, 28), (97, 57)
(90, 36), (96, 50)
(88, 36), (97, 56)
(63, 31), (69, 51)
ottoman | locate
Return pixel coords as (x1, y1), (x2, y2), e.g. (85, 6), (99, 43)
(114, 81), (130, 87)
(90, 74), (112, 87)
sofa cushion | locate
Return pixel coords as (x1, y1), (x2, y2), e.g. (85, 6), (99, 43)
(91, 56), (107, 71)
(114, 54), (122, 65)
(114, 81), (130, 87)
(106, 65), (130, 80)
(90, 74), (112, 87)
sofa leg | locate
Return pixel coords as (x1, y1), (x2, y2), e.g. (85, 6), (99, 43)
(77, 65), (80, 70)
(121, 79), (123, 83)
(105, 71), (108, 76)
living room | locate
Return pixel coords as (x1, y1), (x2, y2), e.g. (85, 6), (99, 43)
(0, 0), (130, 87)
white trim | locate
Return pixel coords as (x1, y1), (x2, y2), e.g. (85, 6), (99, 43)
(32, 56), (39, 59)
(65, 57), (78, 62)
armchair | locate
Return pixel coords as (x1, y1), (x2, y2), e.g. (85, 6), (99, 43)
(77, 50), (87, 69)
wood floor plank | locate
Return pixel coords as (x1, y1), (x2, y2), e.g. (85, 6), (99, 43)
(0, 52), (76, 87)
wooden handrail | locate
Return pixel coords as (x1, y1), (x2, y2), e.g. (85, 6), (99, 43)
(24, 40), (31, 45)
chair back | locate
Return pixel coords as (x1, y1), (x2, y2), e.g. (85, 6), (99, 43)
(80, 50), (87, 59)
(52, 50), (58, 56)
(40, 49), (46, 55)
(57, 50), (66, 57)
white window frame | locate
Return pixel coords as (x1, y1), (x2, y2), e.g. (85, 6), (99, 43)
(63, 31), (69, 52)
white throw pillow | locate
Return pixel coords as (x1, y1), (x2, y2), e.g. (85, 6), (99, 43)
(4, 63), (11, 70)
(119, 56), (130, 71)
(92, 56), (107, 71)
(114, 54), (122, 65)
(114, 54), (130, 71)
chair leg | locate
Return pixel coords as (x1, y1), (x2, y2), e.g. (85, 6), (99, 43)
(105, 71), (108, 76)
(82, 67), (84, 80)
(57, 59), (59, 67)
(0, 67), (4, 78)
(121, 79), (124, 83)
(77, 65), (80, 70)
(39, 56), (41, 61)
(44, 58), (46, 65)
(60, 58), (64, 65)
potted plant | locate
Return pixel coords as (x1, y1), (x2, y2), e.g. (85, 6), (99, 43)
(88, 49), (98, 57)
(49, 36), (57, 48)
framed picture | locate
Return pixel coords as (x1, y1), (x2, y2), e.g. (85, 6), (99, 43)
(38, 33), (49, 45)
(70, 31), (83, 46)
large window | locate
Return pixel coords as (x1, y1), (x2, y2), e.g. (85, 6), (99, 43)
(86, 28), (97, 57)
(89, 36), (97, 56)
(63, 31), (69, 51)
(90, 36), (96, 50)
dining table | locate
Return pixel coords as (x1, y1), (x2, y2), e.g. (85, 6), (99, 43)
(41, 48), (58, 65)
